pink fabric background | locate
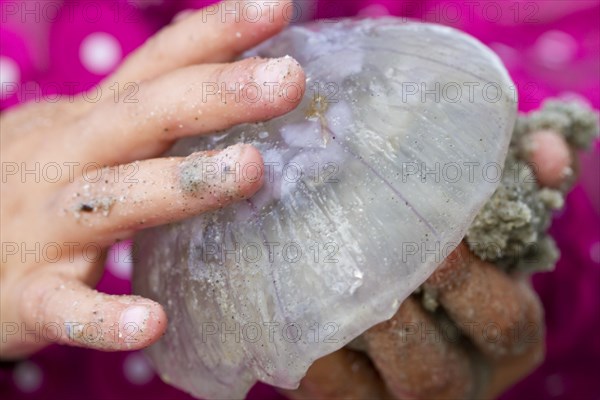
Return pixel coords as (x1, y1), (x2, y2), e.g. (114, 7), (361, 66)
(1, 1), (598, 399)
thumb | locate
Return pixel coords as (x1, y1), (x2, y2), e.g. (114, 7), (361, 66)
(17, 274), (166, 354)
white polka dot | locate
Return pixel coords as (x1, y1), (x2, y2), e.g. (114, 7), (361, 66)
(489, 43), (519, 70)
(0, 56), (21, 99)
(545, 373), (564, 396)
(534, 30), (578, 68)
(107, 242), (133, 280)
(13, 361), (43, 393)
(79, 32), (122, 75)
(123, 352), (154, 385)
(590, 241), (600, 264)
(357, 4), (390, 17)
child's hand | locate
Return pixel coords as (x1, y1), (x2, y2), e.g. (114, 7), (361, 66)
(284, 129), (573, 400)
(0, 0), (304, 359)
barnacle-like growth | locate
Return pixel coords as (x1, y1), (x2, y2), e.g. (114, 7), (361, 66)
(465, 100), (599, 271)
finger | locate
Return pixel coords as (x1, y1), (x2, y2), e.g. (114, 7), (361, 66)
(17, 272), (166, 352)
(1, 0), (294, 131)
(107, 0), (293, 86)
(522, 129), (573, 188)
(482, 303), (545, 398)
(48, 144), (263, 244)
(363, 297), (475, 400)
(423, 243), (544, 359)
(282, 348), (391, 400)
(69, 56), (304, 165)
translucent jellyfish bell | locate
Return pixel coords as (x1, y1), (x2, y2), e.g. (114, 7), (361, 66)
(133, 18), (517, 399)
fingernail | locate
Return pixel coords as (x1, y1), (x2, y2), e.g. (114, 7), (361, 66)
(254, 56), (300, 85)
(120, 305), (149, 335)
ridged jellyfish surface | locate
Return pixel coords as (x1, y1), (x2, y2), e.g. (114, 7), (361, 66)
(133, 18), (517, 399)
